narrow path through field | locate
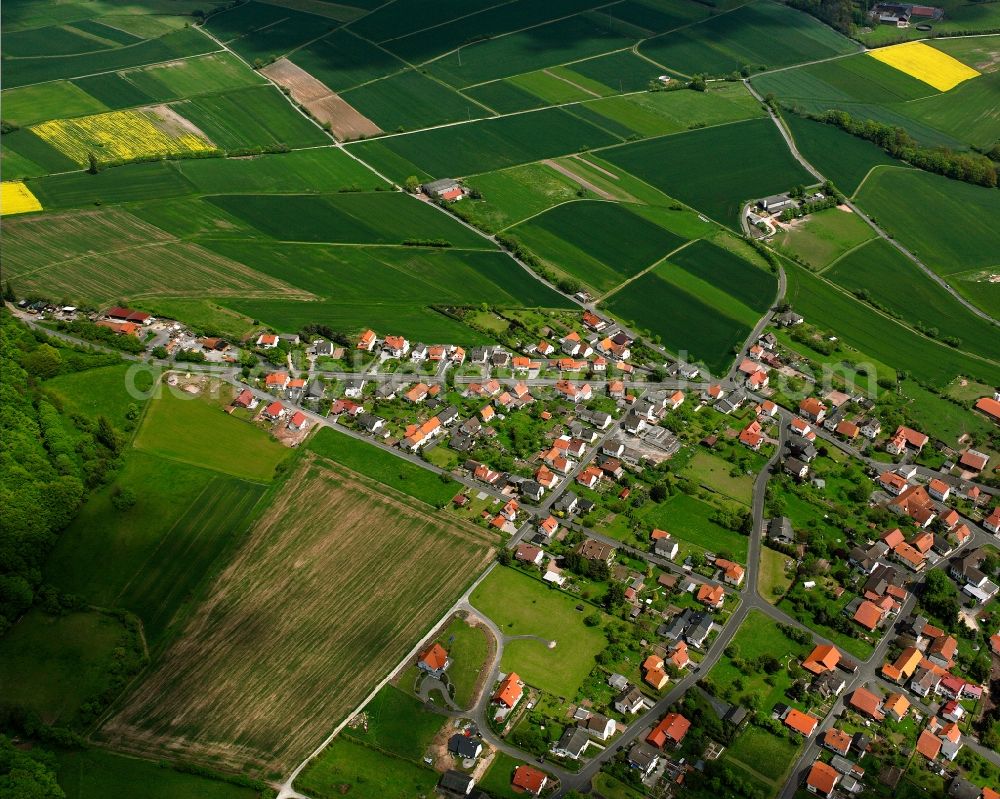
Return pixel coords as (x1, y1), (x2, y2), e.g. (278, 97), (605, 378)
(543, 68), (601, 97)
(598, 238), (699, 302)
(541, 159), (618, 201)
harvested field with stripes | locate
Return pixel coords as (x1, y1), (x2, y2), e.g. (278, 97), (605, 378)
(99, 456), (497, 774)
(1, 207), (311, 305)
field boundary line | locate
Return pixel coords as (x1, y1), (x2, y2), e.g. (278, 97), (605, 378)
(816, 235), (877, 274)
(370, 0), (518, 46)
(599, 237), (701, 301)
(542, 68), (601, 97)
(849, 163), (916, 199)
(461, 46), (636, 90)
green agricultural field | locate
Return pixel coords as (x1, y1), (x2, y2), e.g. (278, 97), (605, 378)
(853, 168), (1000, 317)
(27, 160), (197, 209)
(347, 105), (621, 182)
(569, 49), (666, 93)
(309, 426), (458, 507)
(205, 192), (492, 247)
(0, 610), (129, 726)
(783, 259), (1000, 386)
(290, 28), (405, 91)
(3, 27), (217, 88)
(72, 72), (158, 109)
(774, 205), (876, 270)
(341, 68), (492, 131)
(118, 51), (266, 103)
(896, 70), (1000, 149)
(176, 148), (387, 193)
(3, 23), (136, 57)
(133, 382), (290, 481)
(204, 241), (572, 336)
(55, 747), (262, 799)
(826, 238), (1000, 362)
(931, 36), (1000, 73)
(470, 566), (609, 697)
(349, 0), (502, 42)
(581, 83), (765, 138)
(640, 493), (749, 560)
(783, 115), (903, 196)
(343, 685), (444, 761)
(1, 80), (108, 126)
(45, 451), (266, 646)
(640, 0), (855, 77)
(297, 738), (438, 799)
(600, 118), (814, 227)
(509, 200), (689, 293)
(2, 127), (80, 177)
(460, 162), (586, 231)
(205, 1), (332, 62)
(602, 238), (774, 374)
(427, 13), (634, 87)
(174, 86), (329, 151)
(381, 0), (609, 64)
(464, 79), (552, 114)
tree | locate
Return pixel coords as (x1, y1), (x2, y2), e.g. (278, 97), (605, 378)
(497, 548), (511, 566)
(604, 583), (626, 608)
(922, 569), (959, 628)
(0, 736), (64, 799)
(404, 175), (420, 193)
(95, 416), (124, 456)
(111, 485), (137, 511)
(86, 152), (100, 174)
(584, 612), (601, 627)
(23, 344), (62, 378)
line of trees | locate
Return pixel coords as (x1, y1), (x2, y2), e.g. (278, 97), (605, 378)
(806, 109), (998, 188)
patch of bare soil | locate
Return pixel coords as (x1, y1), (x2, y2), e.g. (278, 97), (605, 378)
(262, 58), (381, 141)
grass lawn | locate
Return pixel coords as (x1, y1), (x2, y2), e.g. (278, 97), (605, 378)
(44, 452), (265, 647)
(133, 383), (290, 482)
(342, 685), (444, 762)
(0, 610), (127, 726)
(592, 772), (647, 799)
(477, 752), (532, 799)
(759, 546), (794, 602)
(775, 206), (876, 272)
(724, 724), (801, 787)
(44, 362), (152, 426)
(438, 616), (490, 709)
(682, 451), (754, 505)
(469, 566), (609, 698)
(309, 427), (458, 508)
(55, 747), (261, 799)
(704, 610), (811, 713)
(640, 493), (749, 561)
(296, 738), (437, 799)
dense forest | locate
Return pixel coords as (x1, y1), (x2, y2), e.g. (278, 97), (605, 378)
(0, 311), (125, 634)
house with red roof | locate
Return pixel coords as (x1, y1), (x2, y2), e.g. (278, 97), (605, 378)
(784, 708), (819, 737)
(803, 644), (840, 675)
(287, 411), (308, 431)
(959, 449), (989, 473)
(417, 642), (450, 678)
(494, 673), (523, 709)
(233, 388), (258, 410)
(847, 687), (884, 720)
(889, 485), (937, 528)
(739, 420), (764, 450)
(853, 600), (884, 631)
(356, 329), (377, 351)
(646, 712), (690, 748)
(715, 558), (745, 587)
(262, 401), (286, 420)
(511, 765), (547, 796)
(878, 471), (909, 495)
(974, 396), (1000, 423)
(806, 760), (840, 798)
(799, 397), (827, 423)
(887, 425), (928, 455)
(265, 371), (289, 390)
(927, 478), (951, 501)
(697, 583), (724, 610)
(821, 728), (852, 756)
(984, 506), (1000, 534)
(256, 332), (279, 349)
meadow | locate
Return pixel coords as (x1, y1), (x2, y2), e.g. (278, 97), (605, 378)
(853, 168), (1000, 317)
(783, 259), (1000, 387)
(826, 238), (1000, 363)
(570, 49), (668, 93)
(783, 114), (903, 196)
(510, 199), (689, 293)
(469, 566), (610, 698)
(347, 105), (620, 182)
(203, 1), (337, 62)
(1, 80), (108, 127)
(45, 451), (266, 647)
(133, 382), (291, 481)
(2, 127), (82, 177)
(641, 493), (749, 560)
(55, 747), (263, 799)
(896, 70), (1000, 149)
(288, 28), (405, 91)
(774, 205), (876, 270)
(296, 738), (438, 799)
(460, 162), (587, 231)
(101, 458), (496, 773)
(600, 118), (814, 227)
(342, 685), (444, 761)
(436, 615), (490, 709)
(682, 451), (754, 505)
(205, 191), (492, 247)
(639, 0), (855, 76)
(0, 610), (129, 726)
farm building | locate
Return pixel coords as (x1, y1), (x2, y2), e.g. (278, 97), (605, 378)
(422, 178), (465, 201)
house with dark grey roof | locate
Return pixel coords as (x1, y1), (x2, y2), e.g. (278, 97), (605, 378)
(768, 516), (794, 545)
(439, 769), (475, 795)
(552, 726), (590, 759)
(448, 734), (482, 760)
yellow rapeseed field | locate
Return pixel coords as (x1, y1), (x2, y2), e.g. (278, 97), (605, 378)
(868, 41), (980, 92)
(1, 181), (43, 216)
(31, 109), (214, 166)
